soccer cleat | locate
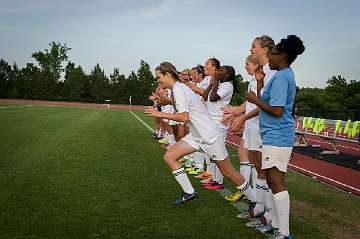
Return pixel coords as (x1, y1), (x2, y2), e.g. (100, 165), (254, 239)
(194, 171), (212, 179)
(173, 191), (199, 205)
(158, 138), (168, 144)
(256, 223), (278, 234)
(224, 190), (245, 202)
(185, 166), (195, 172)
(188, 167), (204, 175)
(236, 204), (262, 219)
(201, 179), (214, 187)
(203, 181), (224, 190)
(246, 216), (267, 228)
(200, 178), (212, 184)
(267, 231), (292, 239)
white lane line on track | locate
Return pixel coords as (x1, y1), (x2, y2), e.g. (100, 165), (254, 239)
(305, 138), (359, 151)
(225, 140), (360, 194)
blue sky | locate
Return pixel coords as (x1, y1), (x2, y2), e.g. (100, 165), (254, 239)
(1, 0), (359, 87)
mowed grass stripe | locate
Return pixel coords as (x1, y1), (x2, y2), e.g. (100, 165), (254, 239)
(0, 106), (263, 239)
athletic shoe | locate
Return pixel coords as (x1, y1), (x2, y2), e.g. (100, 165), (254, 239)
(158, 138), (168, 144)
(256, 223), (278, 234)
(224, 190), (245, 202)
(246, 216), (267, 228)
(194, 171), (212, 179)
(267, 231), (292, 239)
(200, 178), (212, 184)
(185, 166), (196, 172)
(173, 191), (199, 206)
(203, 181), (224, 190)
(236, 204), (261, 219)
(188, 168), (204, 175)
(201, 179), (214, 187)
(152, 132), (158, 139)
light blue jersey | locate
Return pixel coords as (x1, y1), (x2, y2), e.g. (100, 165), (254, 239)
(259, 68), (296, 147)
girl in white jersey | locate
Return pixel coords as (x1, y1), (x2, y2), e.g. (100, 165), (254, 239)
(246, 35), (305, 239)
(224, 36), (277, 233)
(145, 62), (256, 205)
(202, 64), (235, 190)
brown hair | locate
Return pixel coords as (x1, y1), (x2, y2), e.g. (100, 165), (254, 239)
(246, 54), (260, 66)
(208, 57), (220, 70)
(254, 35), (275, 57)
(155, 62), (179, 80)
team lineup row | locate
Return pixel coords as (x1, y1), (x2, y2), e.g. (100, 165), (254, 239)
(145, 35), (305, 239)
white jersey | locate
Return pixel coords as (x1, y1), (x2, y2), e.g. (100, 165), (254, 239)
(172, 81), (221, 144)
(245, 63), (277, 130)
(161, 89), (175, 113)
(206, 81), (234, 129)
(197, 76), (210, 89)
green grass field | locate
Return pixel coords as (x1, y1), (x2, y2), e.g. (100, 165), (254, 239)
(0, 105), (359, 239)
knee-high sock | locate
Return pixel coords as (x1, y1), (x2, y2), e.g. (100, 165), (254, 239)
(273, 191), (290, 236)
(251, 166), (258, 188)
(194, 152), (205, 170)
(207, 162), (216, 177)
(264, 189), (277, 227)
(253, 179), (267, 214)
(172, 167), (195, 194)
(236, 181), (255, 202)
(240, 161), (251, 184)
(213, 165), (224, 184)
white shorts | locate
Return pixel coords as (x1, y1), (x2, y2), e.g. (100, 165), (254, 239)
(163, 118), (177, 125)
(182, 133), (228, 161)
(261, 145), (293, 172)
(243, 128), (262, 152)
(161, 105), (177, 125)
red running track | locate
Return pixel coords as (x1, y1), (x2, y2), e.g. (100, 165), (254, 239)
(226, 133), (360, 196)
(1, 99), (359, 195)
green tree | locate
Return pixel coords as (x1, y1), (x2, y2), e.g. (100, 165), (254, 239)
(88, 63), (110, 102)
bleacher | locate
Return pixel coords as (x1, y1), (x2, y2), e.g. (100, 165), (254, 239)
(295, 117), (360, 155)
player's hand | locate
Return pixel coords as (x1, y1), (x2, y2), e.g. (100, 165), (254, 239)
(144, 106), (162, 118)
(246, 91), (258, 104)
(229, 116), (245, 134)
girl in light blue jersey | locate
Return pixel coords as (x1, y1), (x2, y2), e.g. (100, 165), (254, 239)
(246, 35), (305, 239)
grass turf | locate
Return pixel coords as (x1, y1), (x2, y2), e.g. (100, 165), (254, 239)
(0, 105), (358, 239)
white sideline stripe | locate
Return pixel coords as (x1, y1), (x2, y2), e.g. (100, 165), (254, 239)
(131, 111), (248, 211)
(129, 110), (154, 133)
(226, 140), (360, 194)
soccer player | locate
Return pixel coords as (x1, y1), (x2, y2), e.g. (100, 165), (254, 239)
(246, 35), (305, 239)
(145, 62), (256, 206)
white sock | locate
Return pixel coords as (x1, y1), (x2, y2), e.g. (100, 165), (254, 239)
(213, 165), (224, 184)
(168, 134), (176, 146)
(237, 181), (255, 202)
(265, 189), (277, 227)
(172, 167), (195, 194)
(251, 167), (258, 188)
(208, 162), (216, 177)
(194, 152), (205, 170)
(240, 161), (251, 183)
(253, 179), (267, 214)
(273, 191), (290, 236)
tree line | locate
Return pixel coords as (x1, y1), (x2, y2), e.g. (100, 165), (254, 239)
(0, 42), (358, 120)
